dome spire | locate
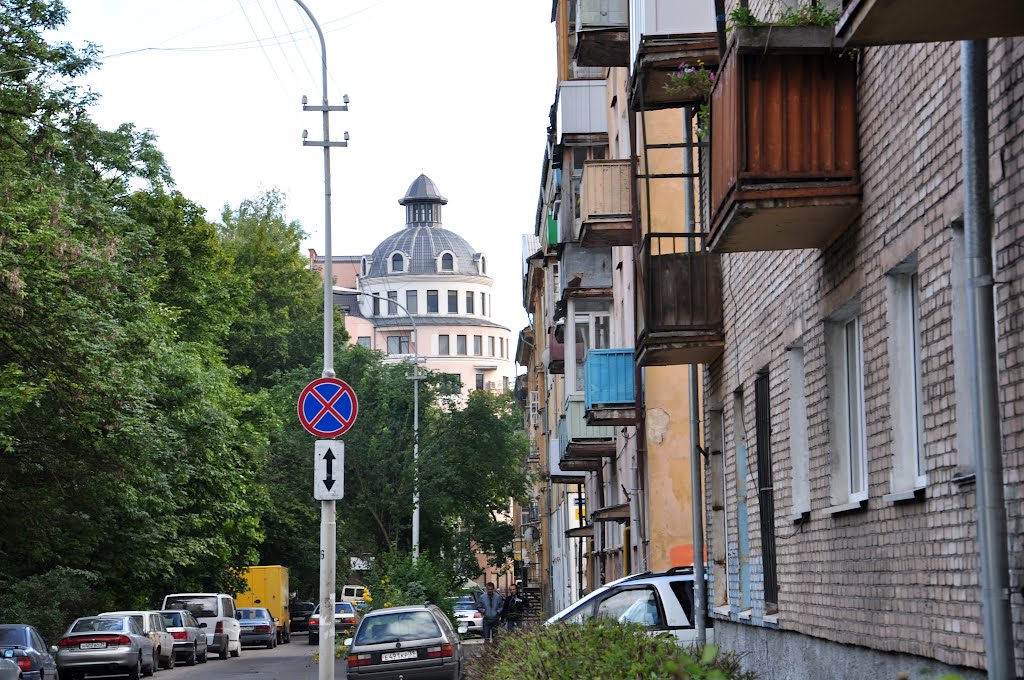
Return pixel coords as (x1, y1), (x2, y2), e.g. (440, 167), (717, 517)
(399, 174), (447, 228)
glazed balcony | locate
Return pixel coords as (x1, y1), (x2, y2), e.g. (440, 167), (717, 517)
(575, 0), (629, 67)
(561, 394), (615, 462)
(557, 80), (609, 145)
(837, 0), (1024, 46)
(545, 325), (565, 375)
(579, 160), (634, 248)
(708, 30), (860, 252)
(584, 349), (637, 426)
(636, 234), (724, 367)
(628, 0), (719, 110)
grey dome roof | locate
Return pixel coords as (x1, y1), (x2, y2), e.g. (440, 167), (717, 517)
(366, 226), (482, 278)
(399, 174), (448, 205)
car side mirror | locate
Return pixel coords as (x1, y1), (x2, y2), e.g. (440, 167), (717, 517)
(198, 623), (208, 628)
(50, 646), (58, 655)
(2, 649), (12, 659)
(343, 638), (353, 647)
(236, 613), (243, 620)
(457, 625), (468, 635)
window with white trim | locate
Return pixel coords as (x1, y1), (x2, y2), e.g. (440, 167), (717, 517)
(440, 253), (454, 271)
(438, 335), (450, 355)
(390, 253), (405, 273)
(887, 265), (927, 492)
(827, 312), (868, 503)
(406, 290), (418, 315)
(386, 335), (410, 355)
(387, 291), (397, 315)
(466, 292), (474, 314)
(570, 299), (612, 393)
(357, 336), (371, 348)
(787, 345), (810, 515)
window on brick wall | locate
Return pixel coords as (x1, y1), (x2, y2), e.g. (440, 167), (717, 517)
(707, 408), (729, 609)
(787, 345), (811, 516)
(887, 262), (928, 495)
(826, 310), (869, 505)
(754, 372), (779, 610)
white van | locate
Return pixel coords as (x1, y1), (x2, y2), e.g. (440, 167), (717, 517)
(339, 585), (366, 605)
(161, 592), (242, 660)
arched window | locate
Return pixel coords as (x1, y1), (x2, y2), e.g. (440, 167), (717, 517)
(391, 253), (405, 272)
(480, 256), (487, 275)
(441, 253), (454, 271)
(361, 258), (368, 276)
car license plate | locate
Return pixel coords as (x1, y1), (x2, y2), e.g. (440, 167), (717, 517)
(241, 626), (254, 631)
(381, 651), (417, 662)
(80, 642), (106, 649)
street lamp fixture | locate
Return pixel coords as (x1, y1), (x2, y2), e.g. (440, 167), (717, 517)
(335, 286), (425, 561)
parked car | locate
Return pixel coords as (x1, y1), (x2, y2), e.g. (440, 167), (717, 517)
(158, 609), (208, 665)
(289, 601), (315, 632)
(450, 597), (483, 637)
(544, 566), (713, 644)
(99, 610), (175, 670)
(55, 615), (155, 680)
(0, 623), (58, 679)
(308, 602), (358, 645)
(161, 592), (241, 660)
(236, 608), (276, 649)
(0, 657), (20, 680)
(344, 605), (467, 680)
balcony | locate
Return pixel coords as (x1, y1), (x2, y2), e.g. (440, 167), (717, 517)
(575, 0), (629, 67)
(557, 80), (609, 145)
(708, 33), (860, 253)
(545, 325), (565, 374)
(561, 394), (615, 462)
(549, 432), (588, 484)
(579, 160), (634, 248)
(636, 234), (724, 366)
(559, 243), (613, 301)
(584, 349), (637, 426)
(628, 0), (719, 110)
(837, 0), (1024, 46)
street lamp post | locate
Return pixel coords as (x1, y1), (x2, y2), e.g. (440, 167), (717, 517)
(335, 287), (424, 561)
(292, 3), (347, 678)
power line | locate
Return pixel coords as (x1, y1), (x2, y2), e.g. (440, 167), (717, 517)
(275, 0), (319, 93)
(235, 0), (286, 90)
(253, 0), (302, 84)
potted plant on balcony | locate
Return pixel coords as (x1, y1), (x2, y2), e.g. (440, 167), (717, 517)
(727, 2), (842, 53)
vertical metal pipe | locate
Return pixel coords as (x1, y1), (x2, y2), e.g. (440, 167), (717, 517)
(960, 39), (1016, 679)
(684, 106), (707, 646)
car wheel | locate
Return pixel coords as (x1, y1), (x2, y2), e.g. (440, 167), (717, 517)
(127, 654), (142, 680)
(218, 643), (228, 661)
(186, 644), (197, 666)
(161, 648), (175, 670)
(230, 640), (240, 658)
(198, 644), (208, 664)
(284, 629), (290, 643)
(266, 636), (275, 650)
(309, 635), (317, 645)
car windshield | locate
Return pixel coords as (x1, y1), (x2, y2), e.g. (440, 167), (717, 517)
(355, 612), (441, 645)
(160, 612), (183, 627)
(71, 618), (125, 633)
(237, 609), (267, 620)
(0, 628), (26, 646)
(164, 596), (217, 618)
(334, 603), (354, 615)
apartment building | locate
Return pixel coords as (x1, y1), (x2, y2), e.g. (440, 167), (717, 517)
(517, 0), (1022, 677)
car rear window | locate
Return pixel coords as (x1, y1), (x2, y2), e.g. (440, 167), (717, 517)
(292, 602), (315, 613)
(355, 612), (441, 645)
(0, 628), (26, 645)
(72, 618), (125, 633)
(160, 612), (183, 627)
(452, 602), (476, 611)
(237, 609), (262, 619)
(335, 603), (355, 614)
(164, 596), (217, 618)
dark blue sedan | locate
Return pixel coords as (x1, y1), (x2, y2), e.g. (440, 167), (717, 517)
(0, 624), (58, 680)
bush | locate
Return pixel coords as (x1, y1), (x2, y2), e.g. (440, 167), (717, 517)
(467, 619), (758, 680)
(362, 552), (457, 622)
(0, 568), (114, 644)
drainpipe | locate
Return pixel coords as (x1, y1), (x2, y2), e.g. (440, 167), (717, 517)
(960, 39), (1016, 679)
(684, 106), (707, 646)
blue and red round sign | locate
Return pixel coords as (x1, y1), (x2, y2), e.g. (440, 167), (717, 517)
(297, 377), (359, 438)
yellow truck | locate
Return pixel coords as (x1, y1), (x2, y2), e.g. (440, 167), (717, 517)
(235, 565), (291, 644)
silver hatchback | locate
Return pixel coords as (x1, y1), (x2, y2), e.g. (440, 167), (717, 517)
(345, 605), (466, 680)
(158, 609), (209, 665)
(55, 616), (155, 680)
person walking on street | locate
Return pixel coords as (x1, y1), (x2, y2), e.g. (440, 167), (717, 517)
(476, 582), (504, 643)
(501, 583), (527, 632)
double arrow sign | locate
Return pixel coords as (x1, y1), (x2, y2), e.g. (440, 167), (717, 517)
(314, 440), (344, 500)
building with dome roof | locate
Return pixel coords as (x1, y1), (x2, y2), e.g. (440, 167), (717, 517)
(315, 174), (514, 397)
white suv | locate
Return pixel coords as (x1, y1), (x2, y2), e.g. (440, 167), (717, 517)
(161, 593), (241, 660)
(545, 567), (713, 644)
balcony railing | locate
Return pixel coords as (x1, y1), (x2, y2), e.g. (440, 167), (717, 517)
(628, 0), (719, 110)
(584, 349), (637, 426)
(636, 233), (724, 366)
(580, 160), (634, 248)
(708, 34), (860, 252)
(575, 0), (629, 67)
(837, 0), (1024, 46)
(561, 394), (615, 461)
(549, 430), (588, 483)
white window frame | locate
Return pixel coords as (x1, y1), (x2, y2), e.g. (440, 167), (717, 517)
(826, 311), (869, 504)
(886, 266), (927, 493)
(389, 251), (407, 274)
(566, 298), (612, 395)
(787, 344), (811, 516)
(437, 251), (456, 272)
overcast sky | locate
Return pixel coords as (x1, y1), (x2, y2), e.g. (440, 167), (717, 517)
(55, 0), (555, 349)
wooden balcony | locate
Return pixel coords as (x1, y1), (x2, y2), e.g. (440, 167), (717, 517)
(837, 0), (1024, 46)
(628, 0), (719, 110)
(708, 29), (860, 253)
(636, 234), (724, 367)
(580, 160), (634, 248)
(584, 349), (637, 426)
(545, 326), (565, 375)
(575, 0), (629, 67)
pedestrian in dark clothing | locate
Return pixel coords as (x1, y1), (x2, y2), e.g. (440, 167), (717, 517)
(501, 583), (527, 632)
(476, 581), (504, 643)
